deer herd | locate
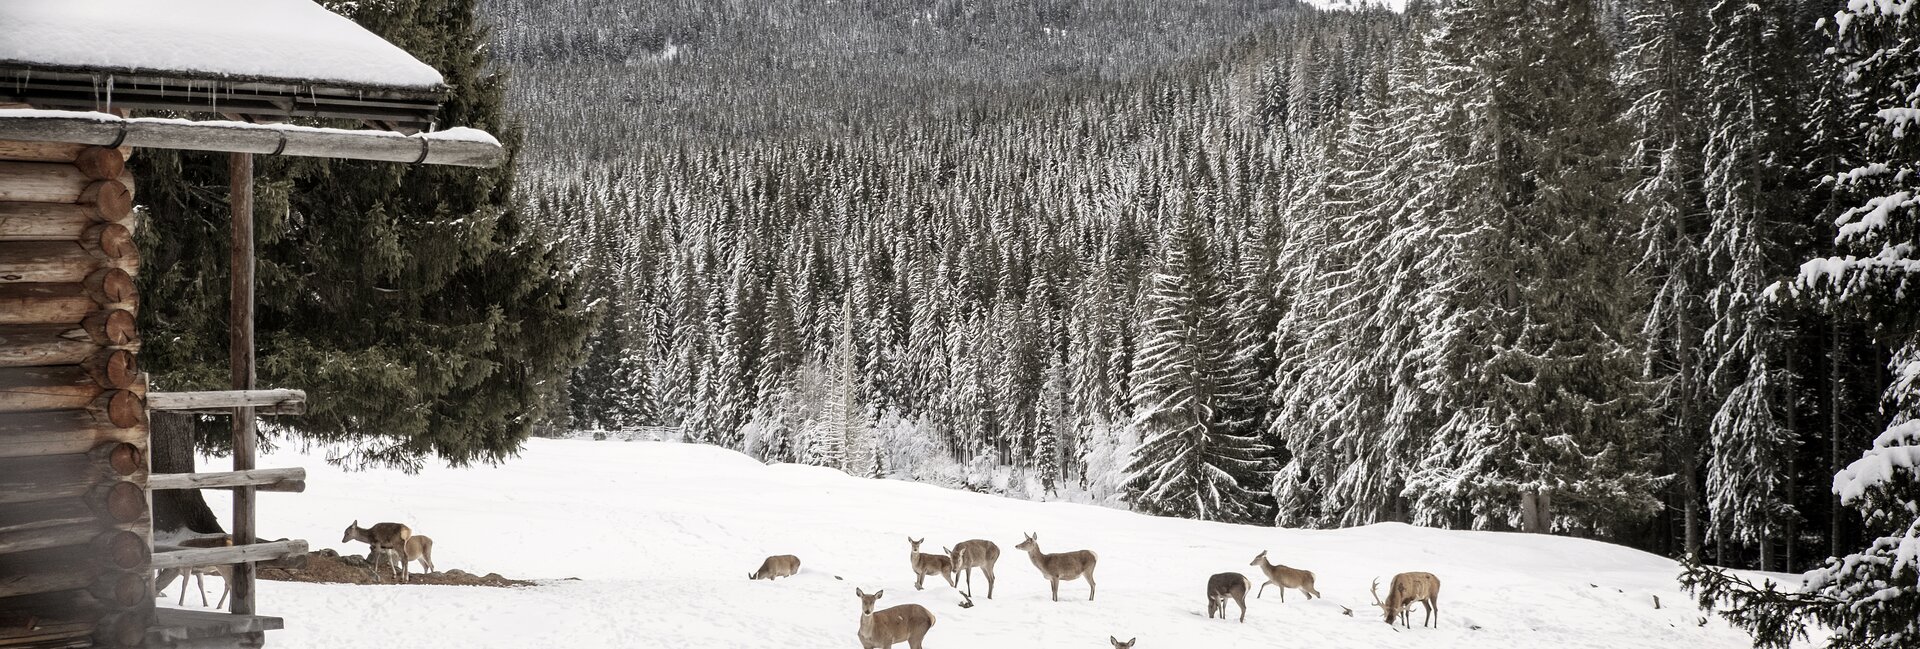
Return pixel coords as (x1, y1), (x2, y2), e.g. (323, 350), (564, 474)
(750, 532), (1443, 648)
(160, 517), (1444, 648)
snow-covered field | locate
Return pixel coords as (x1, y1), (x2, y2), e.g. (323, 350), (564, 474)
(177, 439), (1762, 649)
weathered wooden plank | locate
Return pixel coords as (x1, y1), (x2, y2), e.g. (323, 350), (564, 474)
(0, 199), (135, 241)
(0, 312), (136, 367)
(0, 270), (137, 326)
(0, 351), (141, 413)
(148, 469), (305, 493)
(0, 231), (140, 285)
(147, 608), (283, 646)
(0, 115), (501, 167)
(0, 444), (144, 505)
(146, 390), (303, 415)
(0, 138), (129, 164)
(148, 540), (306, 572)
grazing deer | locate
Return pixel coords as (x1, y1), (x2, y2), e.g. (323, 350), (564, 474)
(1206, 572), (1249, 622)
(1013, 532), (1097, 601)
(1109, 637), (1135, 648)
(1373, 573), (1442, 628)
(907, 538), (956, 590)
(342, 520), (413, 582)
(749, 554), (802, 580)
(1248, 550), (1321, 601)
(947, 538), (1000, 599)
(402, 534), (436, 576)
(854, 588), (935, 649)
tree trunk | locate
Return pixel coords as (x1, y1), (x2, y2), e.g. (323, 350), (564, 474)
(1829, 323), (1843, 559)
(149, 411), (222, 536)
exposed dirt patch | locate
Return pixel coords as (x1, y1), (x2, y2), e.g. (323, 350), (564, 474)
(257, 549), (535, 587)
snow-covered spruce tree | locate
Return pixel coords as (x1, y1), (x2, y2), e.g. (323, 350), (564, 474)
(1692, 3), (1920, 646)
(1401, 0), (1660, 535)
(1124, 196), (1271, 524)
(1619, 0), (1713, 560)
(1699, 0), (1818, 571)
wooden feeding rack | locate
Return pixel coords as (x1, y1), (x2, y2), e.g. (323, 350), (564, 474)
(0, 3), (504, 645)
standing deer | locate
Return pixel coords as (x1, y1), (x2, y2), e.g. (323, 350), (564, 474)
(1014, 532), (1097, 601)
(748, 554), (802, 580)
(907, 538), (956, 590)
(947, 538), (1000, 599)
(855, 588), (935, 649)
(402, 534), (436, 575)
(160, 536), (233, 607)
(1248, 550), (1321, 601)
(342, 520), (412, 582)
(1206, 572), (1250, 622)
(1109, 637), (1135, 648)
(1373, 573), (1442, 628)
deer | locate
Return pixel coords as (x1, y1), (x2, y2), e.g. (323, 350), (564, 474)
(1109, 637), (1135, 648)
(907, 538), (956, 590)
(1206, 572), (1250, 622)
(854, 588), (935, 649)
(342, 520), (412, 582)
(1373, 573), (1442, 628)
(1013, 532), (1097, 601)
(159, 536), (233, 607)
(749, 554), (802, 580)
(1248, 550), (1321, 601)
(402, 534), (435, 576)
(947, 538), (1000, 599)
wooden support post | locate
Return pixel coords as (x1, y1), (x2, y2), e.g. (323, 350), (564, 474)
(228, 152), (258, 621)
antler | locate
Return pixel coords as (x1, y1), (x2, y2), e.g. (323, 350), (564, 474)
(1370, 577), (1383, 606)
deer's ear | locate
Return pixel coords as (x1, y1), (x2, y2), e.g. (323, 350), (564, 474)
(873, 589), (884, 598)
(855, 587), (865, 597)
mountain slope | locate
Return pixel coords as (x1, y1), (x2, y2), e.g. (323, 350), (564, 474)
(189, 440), (1761, 648)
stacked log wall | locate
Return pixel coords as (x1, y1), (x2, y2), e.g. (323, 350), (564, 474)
(0, 140), (151, 649)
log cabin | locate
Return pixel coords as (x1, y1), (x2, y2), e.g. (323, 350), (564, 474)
(0, 1), (504, 647)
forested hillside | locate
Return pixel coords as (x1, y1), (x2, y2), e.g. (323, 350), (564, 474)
(478, 2), (1920, 643)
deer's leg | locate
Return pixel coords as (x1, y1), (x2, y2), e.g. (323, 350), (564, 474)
(1237, 593), (1247, 622)
(1050, 578), (1060, 602)
(176, 575), (187, 606)
(983, 564), (996, 599)
(915, 571), (925, 591)
(1086, 571), (1096, 601)
(1279, 586), (1286, 602)
(1256, 580), (1267, 598)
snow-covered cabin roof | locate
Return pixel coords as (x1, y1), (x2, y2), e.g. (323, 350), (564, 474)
(0, 0), (444, 90)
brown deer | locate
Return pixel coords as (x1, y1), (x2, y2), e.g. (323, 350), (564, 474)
(749, 554), (802, 580)
(342, 520), (412, 582)
(1248, 550), (1321, 601)
(907, 538), (956, 590)
(402, 534), (436, 576)
(1014, 532), (1097, 601)
(1373, 573), (1442, 628)
(855, 588), (935, 649)
(1109, 637), (1135, 648)
(160, 536), (233, 607)
(947, 539), (1000, 599)
(1206, 572), (1249, 622)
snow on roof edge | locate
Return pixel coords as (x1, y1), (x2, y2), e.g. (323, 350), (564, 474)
(0, 0), (446, 90)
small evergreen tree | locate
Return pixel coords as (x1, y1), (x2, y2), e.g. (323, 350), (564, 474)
(1124, 198), (1270, 524)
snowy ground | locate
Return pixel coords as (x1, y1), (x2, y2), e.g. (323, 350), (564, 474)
(172, 438), (1765, 649)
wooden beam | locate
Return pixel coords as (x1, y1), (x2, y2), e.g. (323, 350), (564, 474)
(228, 151), (258, 619)
(148, 540), (306, 571)
(145, 389), (304, 415)
(0, 271), (138, 326)
(0, 114), (503, 168)
(148, 608), (284, 648)
(148, 468), (305, 493)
